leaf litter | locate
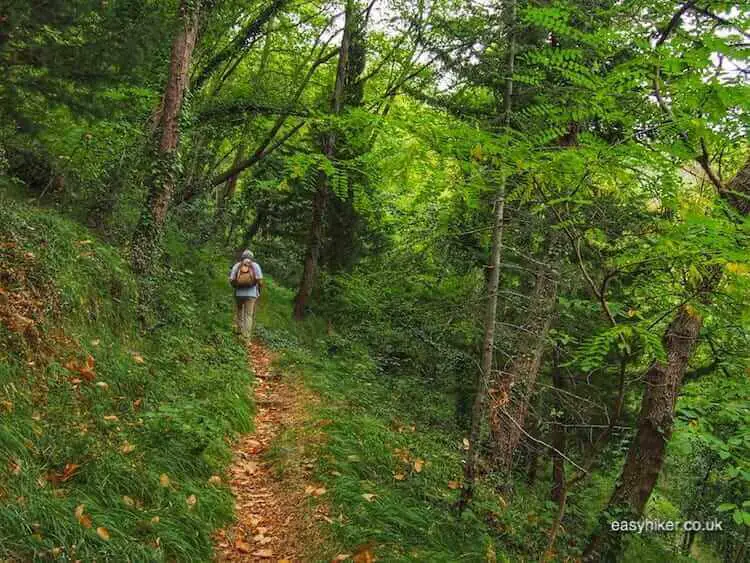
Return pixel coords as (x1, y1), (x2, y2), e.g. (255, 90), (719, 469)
(213, 340), (326, 561)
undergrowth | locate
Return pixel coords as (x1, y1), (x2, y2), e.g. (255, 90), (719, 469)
(255, 281), (700, 563)
(0, 195), (253, 561)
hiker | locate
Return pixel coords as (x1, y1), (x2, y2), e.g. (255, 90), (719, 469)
(229, 249), (263, 339)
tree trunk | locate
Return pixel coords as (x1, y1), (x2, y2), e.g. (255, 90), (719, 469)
(550, 346), (566, 504)
(293, 0), (354, 319)
(458, 181), (506, 511)
(583, 155), (750, 561)
(723, 155), (750, 216)
(583, 305), (703, 561)
(491, 263), (557, 477)
(131, 0), (201, 274)
(323, 9), (367, 273)
(458, 0), (516, 511)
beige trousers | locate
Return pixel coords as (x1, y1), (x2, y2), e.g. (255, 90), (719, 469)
(235, 297), (257, 339)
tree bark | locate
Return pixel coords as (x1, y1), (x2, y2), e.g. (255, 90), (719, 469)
(550, 346), (566, 504)
(293, 0), (354, 319)
(490, 263), (557, 477)
(583, 305), (703, 561)
(583, 154), (750, 561)
(131, 0), (201, 274)
(458, 0), (516, 511)
(458, 179), (506, 512)
(323, 8), (367, 274)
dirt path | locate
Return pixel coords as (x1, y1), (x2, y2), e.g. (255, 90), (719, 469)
(213, 341), (319, 562)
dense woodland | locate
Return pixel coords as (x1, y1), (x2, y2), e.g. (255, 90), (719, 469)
(1, 0), (749, 561)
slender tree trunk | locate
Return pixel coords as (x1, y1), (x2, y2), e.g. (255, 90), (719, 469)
(458, 178), (506, 512)
(215, 142), (245, 235)
(458, 0), (516, 510)
(550, 346), (566, 504)
(323, 9), (367, 273)
(491, 262), (557, 477)
(132, 0), (201, 274)
(682, 460), (714, 555)
(583, 155), (750, 561)
(293, 0), (354, 319)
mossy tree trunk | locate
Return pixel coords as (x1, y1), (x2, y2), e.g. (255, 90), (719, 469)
(293, 0), (355, 319)
(131, 0), (201, 274)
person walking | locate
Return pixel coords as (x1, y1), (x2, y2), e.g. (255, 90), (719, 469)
(229, 249), (263, 339)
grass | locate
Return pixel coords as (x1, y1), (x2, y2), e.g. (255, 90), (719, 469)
(0, 195), (253, 561)
(254, 278), (706, 562)
(255, 283), (515, 562)
(0, 190), (708, 562)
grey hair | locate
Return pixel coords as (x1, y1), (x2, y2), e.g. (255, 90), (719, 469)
(241, 249), (254, 259)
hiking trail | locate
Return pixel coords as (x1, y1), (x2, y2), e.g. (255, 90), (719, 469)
(213, 340), (322, 562)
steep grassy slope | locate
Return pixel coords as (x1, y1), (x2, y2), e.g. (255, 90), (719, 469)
(0, 195), (253, 561)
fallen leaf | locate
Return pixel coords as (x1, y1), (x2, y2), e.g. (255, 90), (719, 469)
(361, 493), (376, 502)
(80, 355), (96, 381)
(90, 338), (101, 346)
(79, 514), (92, 529)
(251, 549), (273, 558)
(393, 448), (409, 462)
(96, 527), (110, 541)
(333, 555), (352, 562)
(95, 381), (109, 390)
(121, 442), (135, 454)
(353, 549), (375, 563)
(447, 481), (461, 489)
(462, 438), (470, 450)
(75, 504), (85, 519)
(133, 398), (143, 409)
(150, 516), (160, 524)
(103, 415), (118, 422)
(9, 459), (21, 475)
(159, 474), (170, 487)
(394, 473), (406, 481)
(313, 487), (327, 496)
(208, 475), (222, 485)
(122, 496), (135, 507)
(186, 494), (197, 508)
(235, 540), (252, 553)
(413, 459), (424, 473)
(131, 352), (146, 364)
(60, 463), (80, 482)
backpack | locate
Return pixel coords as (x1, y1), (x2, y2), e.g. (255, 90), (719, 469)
(235, 259), (257, 288)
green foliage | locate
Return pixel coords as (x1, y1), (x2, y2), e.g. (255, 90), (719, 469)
(0, 197), (252, 560)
